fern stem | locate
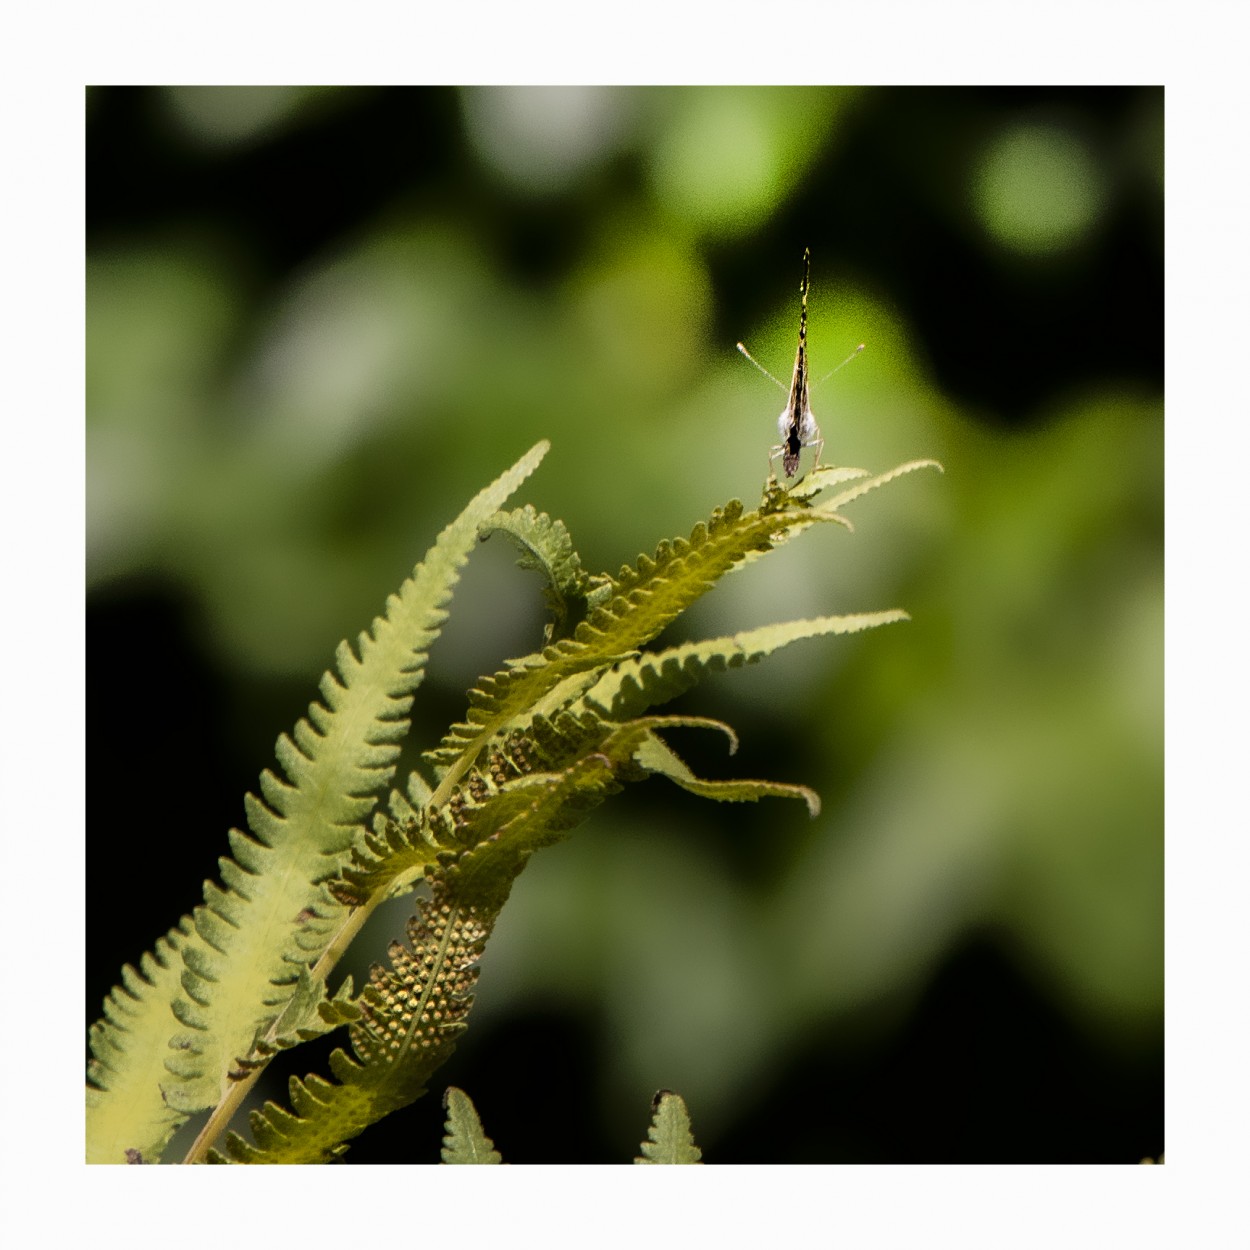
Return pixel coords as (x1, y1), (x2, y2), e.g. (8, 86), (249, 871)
(428, 762), (468, 811)
(308, 895), (381, 987)
(181, 1075), (253, 1164)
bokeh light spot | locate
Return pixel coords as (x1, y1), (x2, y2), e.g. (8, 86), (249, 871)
(648, 89), (789, 236)
(461, 86), (637, 195)
(973, 123), (1108, 255)
(162, 85), (327, 147)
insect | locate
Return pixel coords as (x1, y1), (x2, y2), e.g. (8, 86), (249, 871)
(737, 247), (864, 485)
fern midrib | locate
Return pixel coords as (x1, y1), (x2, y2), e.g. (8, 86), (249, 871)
(393, 895), (471, 1070)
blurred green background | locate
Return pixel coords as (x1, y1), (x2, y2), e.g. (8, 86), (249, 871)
(86, 86), (1162, 1162)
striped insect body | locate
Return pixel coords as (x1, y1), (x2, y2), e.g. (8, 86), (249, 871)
(737, 248), (864, 487)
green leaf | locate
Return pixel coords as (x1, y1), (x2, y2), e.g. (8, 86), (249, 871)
(635, 1090), (703, 1164)
(441, 1087), (503, 1164)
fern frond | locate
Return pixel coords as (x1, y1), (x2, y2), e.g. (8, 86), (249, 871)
(85, 918), (195, 1164)
(233, 967), (362, 1071)
(441, 1087), (503, 1163)
(584, 611), (909, 722)
(767, 464), (872, 506)
(369, 767), (437, 891)
(525, 708), (623, 769)
(222, 733), (626, 1162)
(332, 726), (606, 908)
(216, 749), (632, 1160)
(815, 458), (944, 515)
(87, 443), (548, 1160)
(635, 729), (821, 816)
(421, 643), (625, 778)
(218, 720), (713, 1161)
(412, 737), (640, 916)
(212, 881), (491, 1164)
(92, 444), (937, 1165)
(440, 716), (793, 915)
(635, 1090), (703, 1164)
(424, 497), (855, 784)
(383, 767), (434, 828)
(328, 809), (445, 908)
(429, 719), (736, 904)
(479, 505), (610, 642)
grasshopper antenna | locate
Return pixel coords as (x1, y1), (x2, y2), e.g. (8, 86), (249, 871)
(816, 342), (866, 386)
(736, 341), (787, 392)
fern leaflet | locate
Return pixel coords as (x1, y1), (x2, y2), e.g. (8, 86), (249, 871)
(441, 1087), (503, 1164)
(635, 1090), (703, 1164)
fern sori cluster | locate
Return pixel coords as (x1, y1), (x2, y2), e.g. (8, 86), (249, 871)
(86, 440), (939, 1164)
(218, 885), (489, 1163)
